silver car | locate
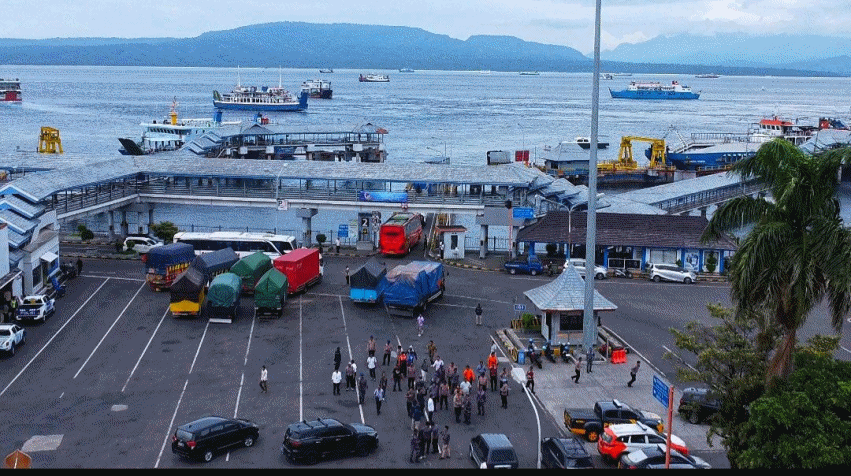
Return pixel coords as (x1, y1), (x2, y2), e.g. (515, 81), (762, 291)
(566, 258), (608, 280)
(646, 263), (697, 284)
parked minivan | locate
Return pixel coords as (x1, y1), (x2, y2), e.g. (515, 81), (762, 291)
(123, 235), (163, 254)
(646, 263), (697, 284)
(470, 433), (519, 469)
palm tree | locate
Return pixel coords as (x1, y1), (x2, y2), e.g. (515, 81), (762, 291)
(702, 139), (851, 380)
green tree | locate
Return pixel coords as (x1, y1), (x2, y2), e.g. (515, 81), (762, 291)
(735, 337), (851, 468)
(149, 221), (179, 243)
(668, 304), (777, 468)
(701, 139), (851, 380)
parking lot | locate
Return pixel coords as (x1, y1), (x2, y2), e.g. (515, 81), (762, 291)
(2, 253), (847, 468)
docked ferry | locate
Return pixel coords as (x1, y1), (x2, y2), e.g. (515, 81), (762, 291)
(1, 78), (21, 102)
(118, 99), (241, 155)
(610, 81), (700, 100)
(301, 79), (332, 99)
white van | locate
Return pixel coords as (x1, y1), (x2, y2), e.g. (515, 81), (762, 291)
(646, 263), (696, 284)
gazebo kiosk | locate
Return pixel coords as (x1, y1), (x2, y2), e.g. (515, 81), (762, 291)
(523, 264), (618, 353)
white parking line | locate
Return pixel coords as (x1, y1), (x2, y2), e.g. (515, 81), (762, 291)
(338, 295), (365, 424)
(122, 308), (169, 393)
(0, 279), (109, 399)
(155, 319), (210, 468)
(74, 282), (145, 379)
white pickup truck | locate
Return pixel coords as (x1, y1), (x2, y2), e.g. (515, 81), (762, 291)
(0, 324), (27, 356)
(15, 295), (56, 323)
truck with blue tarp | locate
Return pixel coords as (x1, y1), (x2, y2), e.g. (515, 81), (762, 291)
(378, 261), (445, 317)
(191, 247), (239, 287)
(146, 243), (196, 291)
(349, 258), (386, 304)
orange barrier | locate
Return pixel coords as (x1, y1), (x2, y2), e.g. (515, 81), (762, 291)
(611, 348), (627, 364)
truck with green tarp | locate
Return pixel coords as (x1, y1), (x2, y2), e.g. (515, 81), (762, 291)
(254, 268), (289, 318)
(205, 272), (242, 322)
(230, 251), (272, 294)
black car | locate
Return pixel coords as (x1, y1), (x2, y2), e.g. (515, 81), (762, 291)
(619, 444), (711, 469)
(282, 418), (378, 464)
(541, 436), (594, 469)
(678, 387), (721, 424)
(469, 433), (519, 469)
(171, 416), (259, 462)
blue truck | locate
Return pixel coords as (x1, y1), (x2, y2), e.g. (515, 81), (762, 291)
(349, 258), (387, 304)
(378, 261), (445, 317)
(504, 255), (544, 275)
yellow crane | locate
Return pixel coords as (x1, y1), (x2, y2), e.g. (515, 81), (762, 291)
(38, 127), (63, 154)
(599, 136), (670, 173)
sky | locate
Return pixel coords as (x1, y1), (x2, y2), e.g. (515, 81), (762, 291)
(3, 0), (849, 55)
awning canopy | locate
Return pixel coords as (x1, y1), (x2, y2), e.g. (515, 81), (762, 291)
(40, 251), (59, 263)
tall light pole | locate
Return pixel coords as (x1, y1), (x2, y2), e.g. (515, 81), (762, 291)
(582, 0), (603, 353)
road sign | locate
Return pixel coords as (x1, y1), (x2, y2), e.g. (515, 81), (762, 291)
(338, 224), (349, 238)
(277, 199), (288, 211)
(513, 207), (534, 219)
(653, 375), (671, 408)
(514, 304), (526, 312)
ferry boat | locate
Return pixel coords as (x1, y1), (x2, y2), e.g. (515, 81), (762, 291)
(399, 68), (414, 73)
(213, 68), (308, 111)
(609, 81), (700, 100)
(359, 73), (390, 82)
(301, 79), (333, 99)
(656, 133), (758, 172)
(118, 99), (241, 155)
(1, 78), (21, 102)
(319, 68), (334, 73)
(695, 74), (720, 78)
(519, 71), (540, 76)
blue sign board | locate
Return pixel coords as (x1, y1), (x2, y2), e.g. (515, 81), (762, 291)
(358, 191), (408, 203)
(338, 224), (349, 238)
(513, 207), (534, 220)
(652, 375), (670, 408)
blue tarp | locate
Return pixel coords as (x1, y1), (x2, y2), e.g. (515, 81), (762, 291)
(378, 261), (443, 308)
(146, 243), (195, 274)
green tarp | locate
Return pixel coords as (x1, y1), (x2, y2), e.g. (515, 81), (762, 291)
(206, 272), (242, 308)
(230, 252), (272, 291)
(254, 268), (288, 309)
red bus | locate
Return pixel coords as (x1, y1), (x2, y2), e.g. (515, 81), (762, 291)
(379, 212), (424, 256)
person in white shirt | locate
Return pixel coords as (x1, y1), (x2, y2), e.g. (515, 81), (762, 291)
(367, 355), (377, 380)
(332, 369), (342, 395)
(260, 365), (268, 393)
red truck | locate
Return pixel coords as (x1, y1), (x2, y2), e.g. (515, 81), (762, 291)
(272, 248), (323, 294)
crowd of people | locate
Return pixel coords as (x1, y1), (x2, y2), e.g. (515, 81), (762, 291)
(331, 337), (514, 463)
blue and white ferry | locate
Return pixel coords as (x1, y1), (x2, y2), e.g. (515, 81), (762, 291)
(610, 80), (700, 100)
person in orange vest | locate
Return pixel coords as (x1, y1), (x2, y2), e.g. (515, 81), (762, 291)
(487, 352), (499, 392)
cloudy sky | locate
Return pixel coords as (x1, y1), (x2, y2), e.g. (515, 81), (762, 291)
(3, 0), (849, 54)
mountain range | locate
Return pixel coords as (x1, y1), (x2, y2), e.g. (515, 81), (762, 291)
(0, 22), (845, 76)
(602, 33), (851, 75)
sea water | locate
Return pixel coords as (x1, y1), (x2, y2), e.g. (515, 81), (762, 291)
(1, 66), (850, 241)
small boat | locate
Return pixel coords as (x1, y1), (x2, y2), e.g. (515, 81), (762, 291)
(359, 73), (390, 82)
(479, 70), (491, 75)
(609, 80), (700, 100)
(301, 79), (333, 99)
(575, 136), (609, 149)
(600, 73), (614, 80)
(399, 68), (414, 73)
(695, 74), (720, 79)
(118, 98), (241, 155)
(1, 77), (21, 102)
(519, 71), (540, 76)
(319, 68), (334, 73)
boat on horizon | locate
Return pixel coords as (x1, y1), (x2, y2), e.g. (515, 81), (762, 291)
(301, 79), (333, 99)
(1, 77), (21, 102)
(359, 73), (390, 82)
(399, 68), (414, 73)
(319, 68), (334, 73)
(695, 74), (720, 78)
(610, 80), (700, 100)
(118, 98), (241, 155)
(519, 71), (540, 76)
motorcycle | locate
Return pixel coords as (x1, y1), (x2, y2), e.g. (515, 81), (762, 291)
(60, 262), (78, 280)
(559, 343), (571, 363)
(613, 268), (633, 279)
(50, 276), (66, 298)
(527, 345), (543, 369)
(542, 341), (556, 363)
